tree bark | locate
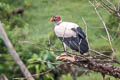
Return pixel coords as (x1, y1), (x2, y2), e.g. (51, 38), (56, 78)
(0, 74), (8, 80)
(0, 22), (34, 80)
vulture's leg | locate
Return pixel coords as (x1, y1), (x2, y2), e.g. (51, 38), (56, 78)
(62, 42), (67, 52)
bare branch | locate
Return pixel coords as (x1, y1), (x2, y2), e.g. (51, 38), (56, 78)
(0, 22), (34, 80)
(82, 17), (90, 49)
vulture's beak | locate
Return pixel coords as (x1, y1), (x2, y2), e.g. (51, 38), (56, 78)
(50, 18), (54, 22)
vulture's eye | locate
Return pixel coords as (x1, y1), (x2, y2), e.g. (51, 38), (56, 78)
(54, 17), (57, 19)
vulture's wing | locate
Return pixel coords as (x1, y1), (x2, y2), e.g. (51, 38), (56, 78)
(71, 27), (86, 39)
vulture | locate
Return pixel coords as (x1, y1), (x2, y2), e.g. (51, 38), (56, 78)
(50, 16), (89, 54)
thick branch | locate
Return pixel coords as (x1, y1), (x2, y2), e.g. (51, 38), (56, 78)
(0, 74), (8, 80)
(57, 54), (120, 78)
(0, 22), (34, 80)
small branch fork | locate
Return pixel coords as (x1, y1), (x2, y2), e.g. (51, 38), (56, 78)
(98, 0), (120, 18)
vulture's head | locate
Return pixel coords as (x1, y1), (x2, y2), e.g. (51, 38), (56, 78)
(50, 16), (62, 24)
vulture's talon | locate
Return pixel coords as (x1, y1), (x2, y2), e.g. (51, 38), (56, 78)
(56, 55), (75, 62)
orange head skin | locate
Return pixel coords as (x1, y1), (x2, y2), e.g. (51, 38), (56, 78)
(50, 16), (61, 22)
(50, 18), (54, 22)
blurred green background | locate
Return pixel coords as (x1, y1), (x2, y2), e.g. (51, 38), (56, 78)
(0, 0), (120, 80)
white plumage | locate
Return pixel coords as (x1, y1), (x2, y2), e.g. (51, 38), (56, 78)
(54, 22), (78, 38)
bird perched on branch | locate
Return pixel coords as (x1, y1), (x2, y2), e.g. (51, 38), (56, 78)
(50, 16), (89, 54)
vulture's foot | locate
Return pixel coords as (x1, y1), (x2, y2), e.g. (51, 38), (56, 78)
(56, 54), (75, 62)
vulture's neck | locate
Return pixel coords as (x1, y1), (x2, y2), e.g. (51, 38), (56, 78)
(54, 20), (62, 26)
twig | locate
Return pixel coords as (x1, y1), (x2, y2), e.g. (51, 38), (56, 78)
(100, 35), (108, 41)
(29, 59), (59, 65)
(18, 40), (72, 54)
(62, 27), (67, 51)
(106, 0), (116, 10)
(101, 0), (116, 13)
(89, 0), (116, 57)
(32, 62), (63, 77)
(0, 22), (34, 80)
(99, 0), (115, 14)
(89, 49), (120, 64)
(113, 26), (120, 40)
(82, 17), (90, 49)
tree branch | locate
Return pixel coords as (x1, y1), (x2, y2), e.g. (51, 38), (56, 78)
(0, 22), (34, 80)
(0, 74), (8, 80)
(56, 54), (120, 79)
